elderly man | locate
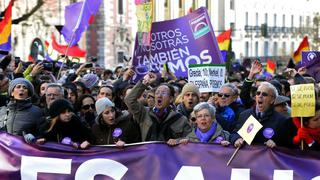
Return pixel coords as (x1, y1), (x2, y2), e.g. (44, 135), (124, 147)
(230, 82), (296, 148)
(176, 83), (200, 119)
(44, 83), (64, 118)
(125, 72), (191, 142)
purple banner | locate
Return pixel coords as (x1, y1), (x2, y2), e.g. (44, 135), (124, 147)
(296, 51), (320, 82)
(132, 7), (223, 82)
(1, 132), (320, 179)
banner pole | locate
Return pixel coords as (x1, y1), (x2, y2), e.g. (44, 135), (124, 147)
(301, 117), (304, 151)
(227, 146), (240, 166)
(56, 32), (75, 80)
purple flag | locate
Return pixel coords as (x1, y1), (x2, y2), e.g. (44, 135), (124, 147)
(296, 51), (320, 82)
(61, 0), (102, 46)
(131, 7), (224, 82)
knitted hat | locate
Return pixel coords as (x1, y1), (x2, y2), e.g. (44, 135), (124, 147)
(180, 83), (200, 99)
(95, 97), (114, 116)
(8, 78), (34, 97)
(80, 73), (99, 89)
(49, 99), (74, 118)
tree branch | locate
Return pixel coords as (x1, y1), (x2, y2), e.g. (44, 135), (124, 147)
(10, 0), (45, 24)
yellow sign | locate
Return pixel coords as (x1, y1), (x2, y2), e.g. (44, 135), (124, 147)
(237, 115), (263, 145)
(290, 84), (315, 117)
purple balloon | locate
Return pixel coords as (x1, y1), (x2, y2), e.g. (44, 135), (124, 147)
(61, 137), (72, 145)
(263, 128), (274, 139)
(247, 123), (254, 133)
(112, 128), (123, 138)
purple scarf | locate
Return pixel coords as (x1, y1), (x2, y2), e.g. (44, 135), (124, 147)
(195, 122), (217, 143)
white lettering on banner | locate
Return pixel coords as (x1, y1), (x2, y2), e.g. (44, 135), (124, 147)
(273, 170), (293, 180)
(75, 159), (128, 180)
(312, 177), (320, 180)
(21, 156), (72, 180)
(174, 166), (204, 180)
(231, 168), (250, 180)
(188, 65), (226, 93)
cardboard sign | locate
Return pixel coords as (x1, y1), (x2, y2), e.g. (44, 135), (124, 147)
(290, 84), (315, 117)
(188, 64), (225, 93)
(237, 115), (263, 145)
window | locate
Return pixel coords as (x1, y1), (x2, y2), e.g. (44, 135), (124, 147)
(255, 42), (259, 57)
(118, 0), (123, 15)
(117, 51), (124, 63)
(273, 42), (278, 56)
(291, 15), (294, 27)
(256, 13), (259, 26)
(299, 16), (303, 27)
(264, 41), (269, 56)
(274, 14), (277, 27)
(230, 23), (235, 36)
(230, 0), (234, 10)
(265, 13), (268, 24)
(282, 15), (285, 27)
(245, 12), (249, 25)
(245, 42), (249, 57)
(291, 42), (295, 53)
(165, 0), (170, 20)
(282, 42), (286, 55)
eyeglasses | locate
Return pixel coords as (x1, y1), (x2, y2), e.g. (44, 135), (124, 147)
(196, 114), (211, 119)
(82, 104), (95, 110)
(155, 91), (170, 97)
(218, 93), (232, 98)
(256, 91), (270, 97)
(46, 93), (60, 97)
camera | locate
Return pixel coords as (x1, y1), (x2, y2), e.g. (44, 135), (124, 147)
(84, 63), (93, 68)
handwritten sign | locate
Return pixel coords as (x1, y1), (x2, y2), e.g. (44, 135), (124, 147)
(136, 1), (153, 45)
(188, 64), (225, 93)
(290, 83), (315, 117)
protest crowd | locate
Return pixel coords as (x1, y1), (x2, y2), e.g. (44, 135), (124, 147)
(0, 53), (319, 151)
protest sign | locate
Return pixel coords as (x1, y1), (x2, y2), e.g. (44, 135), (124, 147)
(290, 83), (315, 117)
(135, 0), (153, 45)
(188, 64), (225, 93)
(237, 115), (263, 145)
(132, 7), (223, 83)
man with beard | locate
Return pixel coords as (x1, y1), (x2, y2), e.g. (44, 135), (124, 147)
(176, 83), (200, 119)
(125, 72), (191, 142)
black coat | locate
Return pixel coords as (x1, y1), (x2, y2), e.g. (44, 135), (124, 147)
(91, 110), (141, 145)
(43, 115), (92, 143)
(230, 107), (297, 148)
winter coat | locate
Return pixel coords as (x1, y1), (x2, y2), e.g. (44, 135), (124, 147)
(176, 103), (193, 120)
(91, 110), (141, 145)
(0, 98), (47, 136)
(43, 115), (92, 143)
(124, 81), (192, 141)
(230, 107), (297, 148)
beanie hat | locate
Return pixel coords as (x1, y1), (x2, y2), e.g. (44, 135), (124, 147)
(95, 97), (114, 116)
(180, 83), (200, 100)
(8, 78), (34, 97)
(80, 73), (99, 89)
(49, 99), (74, 118)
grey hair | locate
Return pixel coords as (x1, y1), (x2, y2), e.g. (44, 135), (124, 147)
(46, 83), (64, 96)
(259, 82), (279, 98)
(221, 83), (239, 95)
(193, 102), (216, 118)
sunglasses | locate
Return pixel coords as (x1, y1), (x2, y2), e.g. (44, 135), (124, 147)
(218, 93), (231, 98)
(82, 104), (95, 110)
(256, 91), (270, 97)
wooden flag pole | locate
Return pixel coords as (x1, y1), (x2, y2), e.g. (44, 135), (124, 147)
(301, 117), (304, 151)
(227, 146), (240, 166)
(56, 32), (75, 80)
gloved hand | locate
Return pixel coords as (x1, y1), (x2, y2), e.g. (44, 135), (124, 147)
(293, 127), (314, 145)
(23, 133), (36, 143)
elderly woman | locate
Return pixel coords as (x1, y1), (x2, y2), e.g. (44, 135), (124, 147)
(0, 78), (47, 137)
(168, 102), (230, 146)
(215, 83), (245, 132)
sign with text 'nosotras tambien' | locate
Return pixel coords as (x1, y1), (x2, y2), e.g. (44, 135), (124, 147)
(188, 64), (225, 93)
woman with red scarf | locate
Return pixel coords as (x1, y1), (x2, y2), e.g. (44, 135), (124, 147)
(293, 105), (320, 151)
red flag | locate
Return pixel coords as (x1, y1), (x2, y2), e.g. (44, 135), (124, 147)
(266, 59), (276, 74)
(293, 36), (310, 63)
(217, 29), (232, 51)
(51, 34), (86, 57)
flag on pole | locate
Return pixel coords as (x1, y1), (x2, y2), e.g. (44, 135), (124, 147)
(217, 29), (232, 51)
(237, 115), (263, 145)
(61, 0), (102, 46)
(266, 59), (276, 74)
(50, 34), (86, 58)
(0, 0), (12, 51)
(293, 36), (309, 63)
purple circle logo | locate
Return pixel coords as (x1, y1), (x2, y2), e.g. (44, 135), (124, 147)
(61, 137), (72, 145)
(112, 128), (123, 138)
(263, 128), (274, 139)
(247, 123), (254, 133)
(214, 136), (224, 144)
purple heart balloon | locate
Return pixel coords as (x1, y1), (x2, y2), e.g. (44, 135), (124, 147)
(247, 123), (254, 133)
(61, 137), (72, 145)
(263, 128), (274, 139)
(112, 128), (123, 138)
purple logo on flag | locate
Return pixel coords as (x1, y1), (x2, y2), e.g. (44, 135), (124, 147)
(247, 123), (254, 133)
(189, 13), (211, 39)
